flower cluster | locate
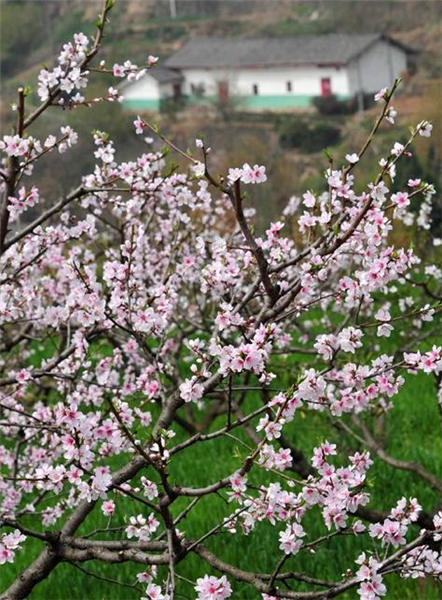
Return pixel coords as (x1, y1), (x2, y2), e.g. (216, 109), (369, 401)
(0, 530), (26, 565)
(279, 522), (306, 555)
(314, 326), (363, 359)
(126, 514), (160, 542)
(356, 553), (387, 600)
(195, 575), (232, 600)
(113, 55), (158, 81)
(404, 346), (442, 374)
(37, 32), (90, 101)
(8, 186), (40, 221)
(369, 497), (421, 547)
(228, 163), (267, 185)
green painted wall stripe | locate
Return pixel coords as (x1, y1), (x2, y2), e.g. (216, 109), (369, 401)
(185, 95), (216, 107)
(242, 95), (312, 108)
(122, 98), (160, 110)
(242, 94), (349, 109)
(122, 94), (351, 111)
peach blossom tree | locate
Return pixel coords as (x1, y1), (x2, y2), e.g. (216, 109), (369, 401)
(0, 3), (441, 600)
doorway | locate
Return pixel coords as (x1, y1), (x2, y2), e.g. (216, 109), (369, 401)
(320, 78), (332, 97)
(218, 81), (229, 102)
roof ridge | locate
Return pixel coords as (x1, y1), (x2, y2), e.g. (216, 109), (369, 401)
(164, 33), (409, 70)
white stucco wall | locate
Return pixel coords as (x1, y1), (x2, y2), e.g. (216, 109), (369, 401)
(181, 65), (350, 98)
(347, 40), (408, 95)
(122, 75), (162, 101)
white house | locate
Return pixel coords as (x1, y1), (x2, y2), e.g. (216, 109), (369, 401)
(121, 34), (413, 111)
(121, 68), (183, 111)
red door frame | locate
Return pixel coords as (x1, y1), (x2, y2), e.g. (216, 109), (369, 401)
(320, 78), (332, 97)
(218, 81), (229, 102)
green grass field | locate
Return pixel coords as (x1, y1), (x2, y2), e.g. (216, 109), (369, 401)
(2, 367), (442, 600)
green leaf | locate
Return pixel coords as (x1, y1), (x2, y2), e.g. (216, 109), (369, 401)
(323, 148), (333, 161)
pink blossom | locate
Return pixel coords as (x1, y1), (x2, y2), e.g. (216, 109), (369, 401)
(179, 377), (205, 403)
(134, 116), (145, 134)
(346, 153), (359, 164)
(391, 192), (410, 209)
(142, 583), (168, 600)
(240, 163), (267, 185)
(195, 575), (232, 600)
(0, 546), (14, 565)
(227, 167), (242, 183)
(408, 178), (421, 188)
(279, 523), (306, 555)
(375, 87), (388, 102)
(101, 500), (115, 516)
(417, 120), (433, 137)
(140, 477), (159, 500)
(385, 107), (397, 124)
(192, 161), (205, 178)
(302, 191), (316, 207)
(15, 369), (31, 384)
(230, 471), (247, 494)
(113, 64), (125, 77)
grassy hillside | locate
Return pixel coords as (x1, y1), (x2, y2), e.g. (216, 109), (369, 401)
(2, 353), (441, 599)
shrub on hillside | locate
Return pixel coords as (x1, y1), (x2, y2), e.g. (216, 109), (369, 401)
(313, 93), (375, 115)
(279, 118), (342, 152)
(160, 96), (188, 115)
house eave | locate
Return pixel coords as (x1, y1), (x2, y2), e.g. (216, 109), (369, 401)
(117, 69), (183, 91)
(166, 61), (348, 71)
(348, 33), (417, 64)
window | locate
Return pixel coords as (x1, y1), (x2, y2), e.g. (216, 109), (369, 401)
(191, 83), (206, 97)
(252, 84), (259, 96)
(286, 81), (292, 92)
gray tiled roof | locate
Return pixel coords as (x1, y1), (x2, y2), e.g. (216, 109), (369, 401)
(164, 34), (410, 69)
(148, 67), (183, 83)
(118, 68), (183, 92)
